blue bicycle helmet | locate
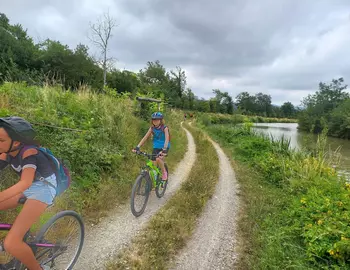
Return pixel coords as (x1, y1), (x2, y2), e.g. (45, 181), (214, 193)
(151, 112), (163, 120)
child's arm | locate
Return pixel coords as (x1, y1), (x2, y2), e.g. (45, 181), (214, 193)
(163, 127), (170, 150)
(0, 153), (8, 170)
(137, 127), (153, 148)
(0, 149), (38, 203)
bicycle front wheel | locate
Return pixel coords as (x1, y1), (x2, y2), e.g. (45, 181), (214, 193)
(130, 174), (151, 217)
(34, 210), (85, 270)
(155, 163), (169, 198)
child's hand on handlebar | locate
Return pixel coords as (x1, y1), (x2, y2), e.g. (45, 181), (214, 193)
(160, 148), (168, 157)
(132, 146), (140, 153)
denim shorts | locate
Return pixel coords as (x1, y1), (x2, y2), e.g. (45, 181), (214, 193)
(23, 174), (57, 205)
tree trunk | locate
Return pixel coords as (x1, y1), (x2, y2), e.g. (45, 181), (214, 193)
(103, 50), (107, 86)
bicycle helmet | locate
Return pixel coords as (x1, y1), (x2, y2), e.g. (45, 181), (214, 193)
(0, 116), (36, 143)
(151, 112), (163, 120)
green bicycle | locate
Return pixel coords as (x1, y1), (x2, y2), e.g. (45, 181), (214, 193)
(130, 151), (169, 217)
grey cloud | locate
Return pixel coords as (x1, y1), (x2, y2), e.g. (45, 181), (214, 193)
(2, 0), (350, 105)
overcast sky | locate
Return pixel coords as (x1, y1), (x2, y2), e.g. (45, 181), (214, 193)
(2, 0), (350, 105)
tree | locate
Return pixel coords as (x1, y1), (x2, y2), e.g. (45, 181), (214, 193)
(107, 69), (140, 94)
(255, 92), (272, 116)
(38, 40), (103, 89)
(280, 102), (295, 118)
(209, 98), (218, 113)
(194, 98), (210, 112)
(139, 60), (168, 85)
(329, 99), (350, 139)
(0, 13), (41, 83)
(235, 92), (256, 114)
(183, 88), (195, 109)
(298, 77), (349, 133)
(89, 11), (117, 87)
(170, 66), (187, 98)
(212, 89), (234, 114)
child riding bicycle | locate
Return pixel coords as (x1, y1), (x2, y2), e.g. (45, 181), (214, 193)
(132, 112), (170, 181)
(0, 116), (55, 270)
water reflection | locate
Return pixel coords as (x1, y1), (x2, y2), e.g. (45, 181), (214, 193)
(252, 123), (350, 178)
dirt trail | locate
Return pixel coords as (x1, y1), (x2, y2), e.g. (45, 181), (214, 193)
(74, 124), (196, 270)
(171, 135), (240, 270)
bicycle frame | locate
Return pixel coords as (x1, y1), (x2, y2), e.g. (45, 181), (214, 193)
(0, 223), (63, 269)
(145, 159), (161, 186)
(137, 151), (164, 189)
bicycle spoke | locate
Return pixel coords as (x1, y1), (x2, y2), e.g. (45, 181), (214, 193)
(131, 175), (150, 217)
(35, 211), (84, 270)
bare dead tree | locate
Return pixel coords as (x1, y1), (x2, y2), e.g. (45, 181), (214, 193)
(89, 11), (117, 86)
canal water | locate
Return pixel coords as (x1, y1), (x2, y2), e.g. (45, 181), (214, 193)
(252, 123), (350, 179)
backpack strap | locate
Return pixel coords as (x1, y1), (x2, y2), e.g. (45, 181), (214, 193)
(152, 124), (166, 132)
(18, 145), (34, 157)
(18, 145), (58, 189)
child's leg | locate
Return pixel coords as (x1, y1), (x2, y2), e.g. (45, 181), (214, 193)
(156, 157), (167, 180)
(4, 199), (48, 270)
(152, 148), (159, 167)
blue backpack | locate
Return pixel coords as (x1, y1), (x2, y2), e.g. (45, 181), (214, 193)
(20, 145), (71, 196)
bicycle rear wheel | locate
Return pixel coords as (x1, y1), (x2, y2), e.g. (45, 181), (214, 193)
(130, 174), (151, 217)
(155, 163), (168, 198)
(34, 210), (84, 270)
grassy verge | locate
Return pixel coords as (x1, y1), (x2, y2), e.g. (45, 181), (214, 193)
(0, 82), (187, 225)
(205, 123), (350, 269)
(196, 112), (297, 126)
(106, 123), (219, 270)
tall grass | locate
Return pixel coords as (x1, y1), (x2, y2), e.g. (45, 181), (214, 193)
(0, 82), (187, 223)
(206, 123), (350, 269)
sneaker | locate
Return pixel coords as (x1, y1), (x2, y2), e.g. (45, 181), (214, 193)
(162, 171), (168, 181)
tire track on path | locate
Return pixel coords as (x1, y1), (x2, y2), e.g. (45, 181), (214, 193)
(171, 135), (240, 270)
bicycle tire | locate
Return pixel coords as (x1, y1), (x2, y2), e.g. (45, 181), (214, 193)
(34, 210), (85, 270)
(130, 174), (151, 217)
(155, 163), (169, 198)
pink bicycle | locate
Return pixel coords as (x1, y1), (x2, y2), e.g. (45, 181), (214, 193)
(0, 197), (84, 270)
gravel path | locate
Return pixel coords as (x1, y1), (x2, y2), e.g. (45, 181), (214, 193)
(74, 124), (196, 270)
(171, 136), (240, 270)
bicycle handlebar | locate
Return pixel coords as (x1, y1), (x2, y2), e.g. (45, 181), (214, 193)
(134, 151), (160, 159)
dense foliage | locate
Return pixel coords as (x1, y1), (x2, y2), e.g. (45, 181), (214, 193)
(0, 82), (186, 221)
(298, 77), (350, 139)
